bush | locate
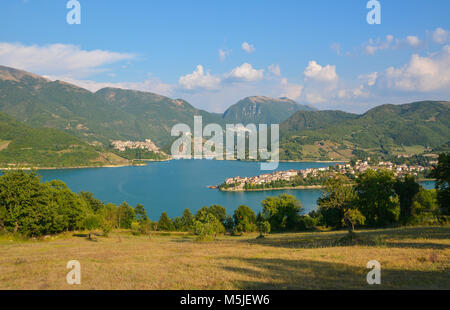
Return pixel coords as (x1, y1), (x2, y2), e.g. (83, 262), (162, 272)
(296, 215), (317, 231)
(131, 221), (141, 235)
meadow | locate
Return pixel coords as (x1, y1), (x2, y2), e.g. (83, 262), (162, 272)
(0, 225), (448, 290)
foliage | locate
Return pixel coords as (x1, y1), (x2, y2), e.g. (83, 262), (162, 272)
(158, 212), (175, 231)
(431, 153), (450, 215)
(261, 194), (302, 232)
(193, 213), (225, 241)
(233, 205), (257, 233)
(355, 170), (400, 227)
(394, 175), (421, 221)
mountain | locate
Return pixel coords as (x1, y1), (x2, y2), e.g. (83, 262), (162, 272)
(280, 101), (450, 161)
(0, 66), (222, 149)
(0, 112), (127, 168)
(222, 96), (315, 124)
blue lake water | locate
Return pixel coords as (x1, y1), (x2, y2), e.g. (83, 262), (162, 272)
(37, 160), (338, 220)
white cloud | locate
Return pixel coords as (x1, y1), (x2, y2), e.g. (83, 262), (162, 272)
(0, 42), (134, 78)
(405, 36), (421, 47)
(268, 64), (281, 76)
(303, 60), (338, 82)
(178, 65), (221, 90)
(280, 78), (303, 99)
(432, 28), (449, 44)
(359, 72), (378, 86)
(364, 35), (396, 55)
(219, 49), (231, 61)
(382, 45), (450, 92)
(241, 42), (256, 53)
(227, 63), (264, 82)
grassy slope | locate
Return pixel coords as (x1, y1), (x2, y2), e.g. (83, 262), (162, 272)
(0, 226), (448, 289)
(0, 112), (128, 167)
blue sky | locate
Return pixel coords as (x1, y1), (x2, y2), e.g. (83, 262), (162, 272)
(0, 0), (449, 113)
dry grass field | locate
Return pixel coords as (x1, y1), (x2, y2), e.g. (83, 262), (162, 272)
(0, 226), (449, 290)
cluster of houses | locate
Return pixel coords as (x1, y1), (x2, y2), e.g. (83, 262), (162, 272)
(111, 139), (160, 153)
(334, 160), (429, 177)
(223, 159), (432, 189)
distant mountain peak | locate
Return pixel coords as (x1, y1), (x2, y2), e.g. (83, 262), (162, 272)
(0, 65), (50, 83)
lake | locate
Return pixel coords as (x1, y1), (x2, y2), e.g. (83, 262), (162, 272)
(37, 160), (339, 220)
(36, 160), (436, 220)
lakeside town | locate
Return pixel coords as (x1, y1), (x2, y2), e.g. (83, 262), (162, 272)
(111, 139), (161, 153)
(217, 158), (435, 191)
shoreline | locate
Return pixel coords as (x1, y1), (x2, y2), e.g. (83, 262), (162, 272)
(0, 158), (343, 171)
(219, 185), (325, 192)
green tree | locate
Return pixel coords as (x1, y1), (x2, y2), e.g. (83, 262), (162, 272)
(355, 169), (400, 227)
(412, 188), (439, 216)
(431, 153), (450, 215)
(318, 175), (364, 232)
(256, 213), (270, 237)
(261, 194), (302, 232)
(233, 205), (257, 233)
(134, 203), (148, 223)
(181, 208), (194, 231)
(78, 191), (104, 213)
(158, 211), (175, 231)
(193, 213), (225, 241)
(81, 214), (103, 240)
(118, 202), (136, 229)
(394, 175), (420, 222)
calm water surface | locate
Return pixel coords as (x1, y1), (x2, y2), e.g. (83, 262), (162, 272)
(38, 160), (338, 220)
(36, 160), (436, 220)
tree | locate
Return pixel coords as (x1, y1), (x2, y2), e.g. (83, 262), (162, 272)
(355, 169), (400, 227)
(394, 175), (420, 222)
(78, 191), (104, 213)
(431, 153), (450, 215)
(181, 208), (194, 231)
(158, 212), (175, 231)
(118, 202), (136, 229)
(261, 194), (302, 232)
(318, 175), (364, 232)
(233, 205), (257, 233)
(256, 213), (270, 237)
(81, 214), (103, 240)
(193, 213), (224, 241)
(134, 204), (148, 223)
(411, 188), (439, 216)
(207, 204), (227, 224)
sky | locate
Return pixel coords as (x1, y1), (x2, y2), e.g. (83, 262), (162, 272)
(0, 0), (449, 113)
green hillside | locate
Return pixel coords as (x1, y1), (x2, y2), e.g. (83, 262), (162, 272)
(0, 112), (128, 168)
(0, 66), (223, 149)
(223, 96), (315, 124)
(280, 101), (450, 161)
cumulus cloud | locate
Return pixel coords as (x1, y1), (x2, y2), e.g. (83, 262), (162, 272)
(405, 35), (421, 47)
(226, 63), (264, 82)
(0, 42), (134, 78)
(364, 35), (395, 55)
(280, 78), (303, 99)
(241, 42), (255, 53)
(359, 72), (378, 86)
(432, 28), (449, 44)
(381, 45), (450, 92)
(178, 65), (221, 90)
(268, 64), (281, 76)
(303, 60), (338, 82)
